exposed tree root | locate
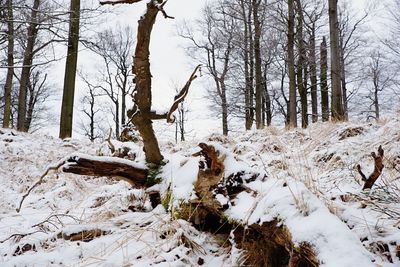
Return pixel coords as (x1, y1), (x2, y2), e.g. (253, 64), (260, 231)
(357, 145), (384, 190)
(187, 143), (319, 267)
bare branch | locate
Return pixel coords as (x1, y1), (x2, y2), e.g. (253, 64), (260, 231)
(166, 65), (201, 123)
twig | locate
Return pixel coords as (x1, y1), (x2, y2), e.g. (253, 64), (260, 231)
(16, 159), (67, 213)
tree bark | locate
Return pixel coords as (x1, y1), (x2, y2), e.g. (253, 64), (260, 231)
(320, 36), (329, 122)
(252, 0), (264, 129)
(309, 23), (318, 123)
(2, 0), (14, 128)
(288, 0), (297, 127)
(59, 0), (81, 139)
(61, 155), (149, 187)
(241, 0), (253, 130)
(17, 0), (40, 132)
(130, 1), (163, 164)
(328, 0), (345, 121)
(295, 0), (307, 128)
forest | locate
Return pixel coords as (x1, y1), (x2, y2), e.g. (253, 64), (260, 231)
(1, 0), (400, 266)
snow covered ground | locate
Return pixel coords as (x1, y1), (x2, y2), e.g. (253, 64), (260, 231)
(0, 117), (399, 266)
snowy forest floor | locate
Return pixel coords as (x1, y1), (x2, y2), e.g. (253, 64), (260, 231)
(1, 117), (400, 266)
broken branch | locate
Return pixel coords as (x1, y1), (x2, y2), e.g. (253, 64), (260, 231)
(167, 65), (201, 123)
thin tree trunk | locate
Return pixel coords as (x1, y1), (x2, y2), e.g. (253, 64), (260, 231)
(17, 0), (40, 132)
(264, 64), (272, 126)
(241, 0), (252, 130)
(328, 0), (344, 121)
(296, 0), (307, 128)
(248, 3), (255, 129)
(288, 0), (297, 127)
(309, 23), (318, 123)
(59, 0), (81, 138)
(320, 36), (329, 122)
(221, 83), (229, 136)
(339, 46), (348, 121)
(252, 0), (264, 129)
(115, 100), (120, 138)
(2, 0), (14, 128)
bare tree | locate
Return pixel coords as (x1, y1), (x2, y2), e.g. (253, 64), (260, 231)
(328, 0), (345, 121)
(178, 1), (235, 135)
(2, 0), (14, 128)
(288, 0), (297, 127)
(84, 26), (134, 138)
(59, 0), (81, 139)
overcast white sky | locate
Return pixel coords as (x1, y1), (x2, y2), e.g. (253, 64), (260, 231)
(45, 0), (389, 141)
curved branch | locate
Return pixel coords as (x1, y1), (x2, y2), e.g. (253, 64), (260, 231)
(166, 65), (201, 123)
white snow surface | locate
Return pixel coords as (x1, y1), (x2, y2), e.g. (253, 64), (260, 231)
(1, 118), (400, 266)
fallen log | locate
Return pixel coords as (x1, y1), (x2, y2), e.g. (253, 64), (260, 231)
(17, 154), (150, 212)
(62, 154), (149, 187)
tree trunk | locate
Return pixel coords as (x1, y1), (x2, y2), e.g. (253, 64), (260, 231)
(130, 1), (163, 164)
(17, 0), (40, 132)
(320, 36), (329, 122)
(328, 0), (345, 121)
(288, 0), (297, 127)
(221, 83), (229, 136)
(264, 64), (272, 126)
(2, 0), (14, 128)
(115, 100), (120, 138)
(309, 23), (318, 123)
(252, 0), (264, 129)
(241, 0), (252, 130)
(248, 4), (255, 129)
(295, 0), (307, 128)
(339, 45), (348, 121)
(59, 0), (81, 139)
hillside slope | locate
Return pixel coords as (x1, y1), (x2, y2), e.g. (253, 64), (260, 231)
(0, 118), (399, 266)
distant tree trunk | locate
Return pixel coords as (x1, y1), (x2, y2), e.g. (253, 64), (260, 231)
(241, 0), (253, 130)
(288, 0), (297, 128)
(221, 83), (229, 136)
(309, 22), (318, 123)
(339, 42), (348, 121)
(2, 0), (14, 128)
(320, 36), (329, 122)
(252, 0), (264, 129)
(295, 0), (307, 128)
(59, 0), (81, 139)
(248, 4), (255, 129)
(328, 0), (344, 121)
(115, 100), (120, 138)
(263, 63), (272, 126)
(17, 0), (40, 132)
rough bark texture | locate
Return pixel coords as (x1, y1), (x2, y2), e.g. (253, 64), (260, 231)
(288, 0), (297, 128)
(2, 0), (14, 128)
(309, 23), (318, 123)
(62, 155), (150, 187)
(253, 0), (264, 129)
(295, 0), (307, 128)
(320, 36), (329, 122)
(59, 0), (80, 139)
(241, 0), (253, 130)
(129, 1), (164, 164)
(17, 0), (40, 132)
(357, 146), (384, 190)
(328, 0), (344, 121)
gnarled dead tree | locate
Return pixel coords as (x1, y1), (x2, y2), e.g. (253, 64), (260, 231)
(357, 145), (384, 190)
